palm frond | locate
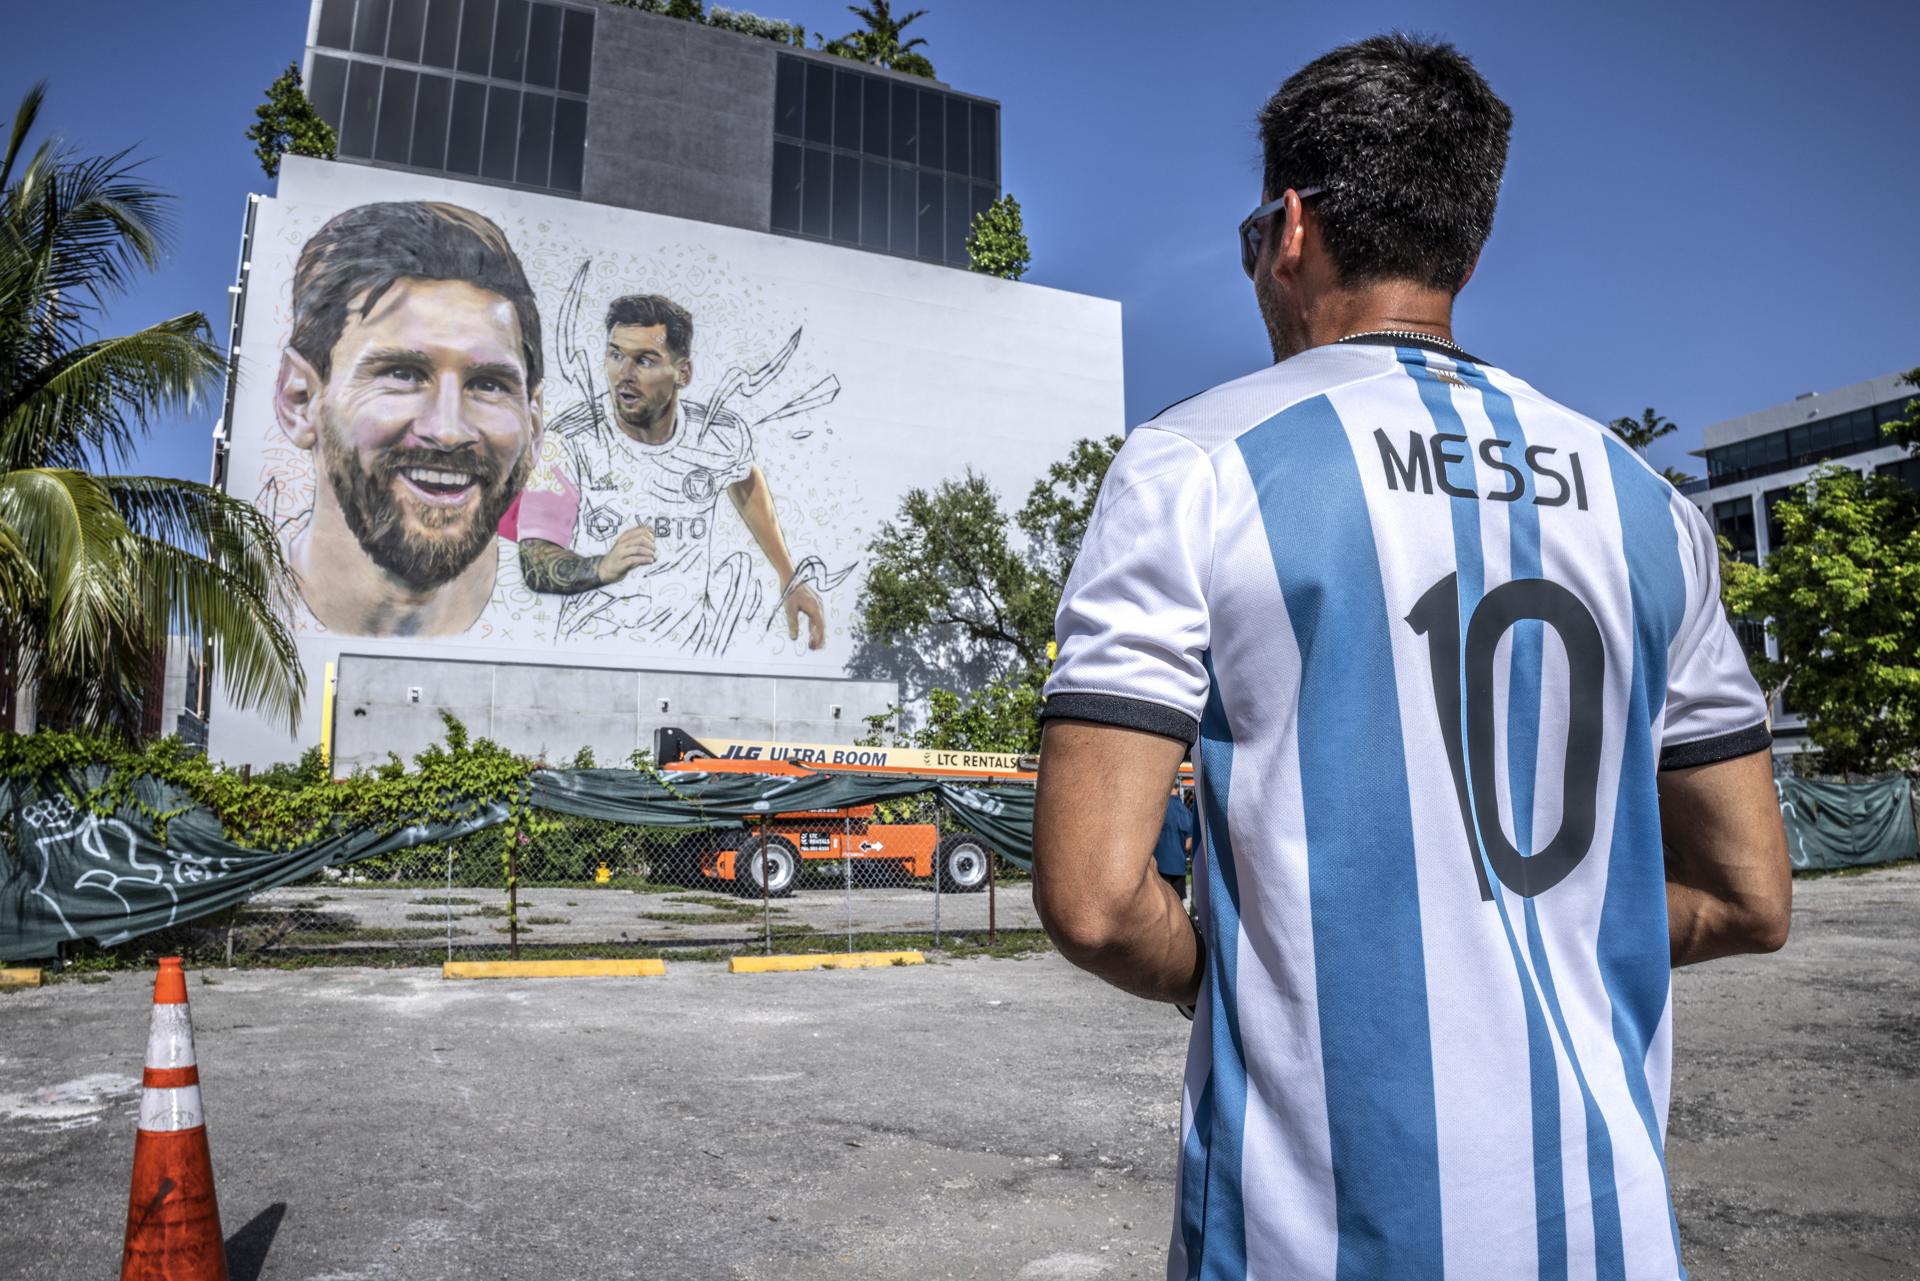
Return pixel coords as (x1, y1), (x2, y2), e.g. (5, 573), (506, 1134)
(132, 534), (302, 731)
(0, 82), (47, 192)
(0, 467), (139, 673)
(105, 474), (298, 618)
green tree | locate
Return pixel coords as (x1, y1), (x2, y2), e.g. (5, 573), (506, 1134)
(243, 63), (337, 180)
(1720, 465), (1920, 775)
(1, 85), (302, 735)
(1607, 406), (1696, 488)
(819, 1), (935, 78)
(1880, 367), (1920, 452)
(966, 193), (1031, 281)
(856, 435), (1122, 751)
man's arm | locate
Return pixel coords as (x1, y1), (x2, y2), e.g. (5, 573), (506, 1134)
(1033, 720), (1203, 1004)
(519, 530), (654, 595)
(728, 466), (825, 648)
(1659, 747), (1792, 966)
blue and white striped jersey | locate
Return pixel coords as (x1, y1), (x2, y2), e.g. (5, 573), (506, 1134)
(1042, 337), (1771, 1281)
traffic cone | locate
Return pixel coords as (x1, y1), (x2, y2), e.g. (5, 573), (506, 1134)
(120, 956), (229, 1281)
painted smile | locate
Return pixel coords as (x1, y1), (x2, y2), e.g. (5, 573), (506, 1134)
(397, 466), (481, 505)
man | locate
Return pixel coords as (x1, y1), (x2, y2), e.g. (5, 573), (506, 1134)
(1151, 784), (1194, 903)
(272, 201), (544, 638)
(1033, 36), (1791, 1281)
(513, 294), (827, 655)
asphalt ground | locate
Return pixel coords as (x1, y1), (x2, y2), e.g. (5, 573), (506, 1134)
(1, 862), (1915, 1280)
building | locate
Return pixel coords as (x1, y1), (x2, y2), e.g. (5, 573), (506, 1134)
(1686, 370), (1917, 755)
(201, 0), (1124, 772)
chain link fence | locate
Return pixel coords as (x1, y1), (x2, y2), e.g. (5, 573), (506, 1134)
(204, 793), (1040, 966)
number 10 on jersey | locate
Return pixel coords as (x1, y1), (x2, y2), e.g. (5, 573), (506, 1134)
(1407, 573), (1606, 901)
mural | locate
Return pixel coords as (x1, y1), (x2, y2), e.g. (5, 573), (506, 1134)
(255, 199), (853, 657)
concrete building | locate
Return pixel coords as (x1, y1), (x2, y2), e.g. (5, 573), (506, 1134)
(1685, 370), (1917, 756)
(200, 0), (1124, 772)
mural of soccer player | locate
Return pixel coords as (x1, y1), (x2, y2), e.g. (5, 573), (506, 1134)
(271, 202), (545, 637)
(515, 290), (831, 655)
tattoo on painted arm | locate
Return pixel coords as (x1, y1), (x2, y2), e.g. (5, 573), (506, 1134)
(519, 538), (605, 595)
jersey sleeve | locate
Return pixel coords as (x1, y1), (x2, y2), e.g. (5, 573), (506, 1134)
(513, 432), (582, 547)
(1041, 428), (1215, 743)
(1659, 498), (1773, 770)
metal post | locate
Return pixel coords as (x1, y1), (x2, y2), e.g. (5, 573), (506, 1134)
(931, 800), (942, 948)
(445, 843), (455, 964)
(509, 831), (520, 961)
(843, 811), (854, 955)
(987, 839), (997, 945)
(760, 816), (772, 956)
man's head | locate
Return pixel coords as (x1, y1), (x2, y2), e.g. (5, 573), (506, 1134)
(1250, 35), (1512, 360)
(603, 294), (693, 435)
(273, 202), (545, 592)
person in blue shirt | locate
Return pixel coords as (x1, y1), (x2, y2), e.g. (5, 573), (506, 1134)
(1150, 785), (1194, 904)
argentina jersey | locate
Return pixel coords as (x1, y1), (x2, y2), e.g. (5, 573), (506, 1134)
(1043, 336), (1771, 1281)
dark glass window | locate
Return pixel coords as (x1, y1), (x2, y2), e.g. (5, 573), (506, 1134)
(557, 8), (594, 93)
(971, 101), (996, 182)
(945, 96), (969, 175)
(317, 0), (357, 50)
(525, 4), (560, 88)
(945, 175), (970, 263)
(889, 80), (916, 163)
(771, 141), (803, 232)
(550, 97), (587, 192)
(353, 0), (391, 55)
(308, 54), (349, 128)
(916, 171), (943, 260)
(1879, 456), (1920, 490)
(1762, 485), (1797, 557)
(833, 70), (862, 150)
(516, 92), (553, 186)
(801, 146), (831, 238)
(862, 76), (888, 154)
(832, 153), (861, 243)
(492, 0), (529, 80)
(918, 89), (944, 172)
(339, 59), (381, 158)
(1876, 397), (1913, 428)
(774, 57), (804, 139)
(446, 78), (486, 174)
(374, 67), (418, 165)
(457, 0), (495, 74)
(481, 86), (520, 181)
(889, 165), (915, 255)
(410, 72), (452, 169)
(387, 0), (427, 62)
(971, 182), (993, 235)
(804, 62), (833, 146)
(421, 0), (461, 67)
(860, 158), (888, 250)
(1713, 496), (1758, 564)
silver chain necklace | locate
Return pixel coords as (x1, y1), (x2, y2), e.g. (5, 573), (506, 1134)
(1337, 328), (1466, 355)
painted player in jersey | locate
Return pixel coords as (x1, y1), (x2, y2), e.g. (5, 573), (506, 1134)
(515, 292), (829, 655)
(271, 201), (543, 638)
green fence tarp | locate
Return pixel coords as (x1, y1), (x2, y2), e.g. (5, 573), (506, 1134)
(1777, 775), (1917, 871)
(0, 770), (507, 962)
(2, 766), (1038, 962)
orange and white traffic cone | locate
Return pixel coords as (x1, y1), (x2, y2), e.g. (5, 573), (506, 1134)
(120, 956), (229, 1281)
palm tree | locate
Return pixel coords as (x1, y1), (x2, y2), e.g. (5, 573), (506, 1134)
(829, 1), (935, 78)
(1608, 406), (1697, 489)
(0, 84), (300, 736)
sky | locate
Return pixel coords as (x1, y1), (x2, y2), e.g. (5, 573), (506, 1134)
(3, 0), (1916, 485)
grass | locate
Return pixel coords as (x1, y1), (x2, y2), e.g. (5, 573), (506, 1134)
(525, 915), (570, 925)
(288, 926), (449, 945)
(405, 911), (459, 922)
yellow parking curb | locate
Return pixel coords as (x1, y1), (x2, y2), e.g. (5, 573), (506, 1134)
(1, 967), (43, 989)
(729, 951), (925, 974)
(442, 959), (666, 980)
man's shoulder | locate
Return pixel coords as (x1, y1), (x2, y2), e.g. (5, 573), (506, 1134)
(1139, 344), (1405, 454)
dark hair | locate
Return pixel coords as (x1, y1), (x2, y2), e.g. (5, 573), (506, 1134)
(288, 201), (543, 387)
(605, 294), (693, 359)
(1258, 34), (1511, 290)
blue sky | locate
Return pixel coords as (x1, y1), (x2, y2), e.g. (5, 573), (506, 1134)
(4, 0), (1916, 484)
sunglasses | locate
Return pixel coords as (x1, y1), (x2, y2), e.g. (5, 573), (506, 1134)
(1239, 187), (1324, 279)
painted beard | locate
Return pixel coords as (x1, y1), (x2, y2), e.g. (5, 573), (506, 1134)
(320, 418), (531, 592)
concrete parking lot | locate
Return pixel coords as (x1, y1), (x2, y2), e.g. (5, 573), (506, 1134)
(2, 863), (1915, 1280)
